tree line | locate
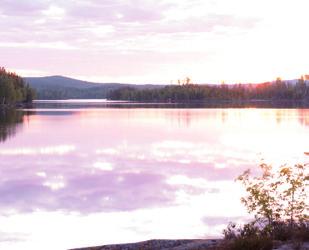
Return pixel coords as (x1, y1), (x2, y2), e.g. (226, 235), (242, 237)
(0, 67), (35, 105)
(108, 77), (309, 102)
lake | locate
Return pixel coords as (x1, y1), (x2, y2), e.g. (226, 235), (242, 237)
(0, 100), (308, 250)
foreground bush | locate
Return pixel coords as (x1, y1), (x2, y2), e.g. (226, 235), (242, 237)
(213, 159), (308, 250)
(237, 162), (308, 226)
(220, 221), (273, 250)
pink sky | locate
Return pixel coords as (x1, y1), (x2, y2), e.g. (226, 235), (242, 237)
(0, 0), (308, 83)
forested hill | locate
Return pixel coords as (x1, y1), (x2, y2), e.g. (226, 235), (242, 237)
(108, 78), (309, 102)
(25, 76), (165, 100)
(23, 75), (309, 102)
(0, 68), (35, 105)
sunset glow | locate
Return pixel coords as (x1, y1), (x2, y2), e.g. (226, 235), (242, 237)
(1, 2), (309, 249)
(1, 0), (308, 83)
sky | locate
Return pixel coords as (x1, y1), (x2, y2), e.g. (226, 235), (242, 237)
(0, 0), (309, 84)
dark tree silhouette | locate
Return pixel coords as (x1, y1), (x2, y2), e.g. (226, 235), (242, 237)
(0, 67), (35, 105)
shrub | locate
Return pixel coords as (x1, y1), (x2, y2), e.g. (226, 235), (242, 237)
(218, 159), (308, 250)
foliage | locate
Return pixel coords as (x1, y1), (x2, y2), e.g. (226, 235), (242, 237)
(271, 221), (309, 242)
(0, 67), (36, 105)
(220, 222), (273, 250)
(218, 161), (309, 250)
(219, 220), (309, 250)
(108, 78), (309, 102)
(237, 162), (308, 227)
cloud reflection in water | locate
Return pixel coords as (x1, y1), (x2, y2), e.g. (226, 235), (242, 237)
(0, 108), (308, 249)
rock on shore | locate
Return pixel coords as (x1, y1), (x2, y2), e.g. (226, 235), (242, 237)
(70, 239), (221, 250)
(70, 239), (309, 250)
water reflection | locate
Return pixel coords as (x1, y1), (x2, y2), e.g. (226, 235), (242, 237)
(1, 108), (308, 214)
(0, 109), (34, 143)
(33, 99), (309, 109)
(0, 106), (308, 250)
(0, 109), (23, 143)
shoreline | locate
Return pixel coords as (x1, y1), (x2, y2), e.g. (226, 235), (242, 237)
(20, 98), (309, 109)
(70, 239), (221, 250)
(69, 239), (309, 250)
(0, 102), (33, 109)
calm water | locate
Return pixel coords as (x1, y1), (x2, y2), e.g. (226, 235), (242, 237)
(0, 101), (309, 250)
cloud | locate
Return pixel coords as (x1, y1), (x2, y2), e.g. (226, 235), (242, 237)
(0, 0), (263, 82)
(1, 0), (308, 82)
(66, 0), (167, 23)
(0, 231), (28, 242)
(0, 0), (258, 48)
(0, 0), (49, 16)
(0, 41), (76, 50)
(0, 145), (75, 156)
(202, 216), (249, 227)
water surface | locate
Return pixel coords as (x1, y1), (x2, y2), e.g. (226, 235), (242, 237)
(0, 102), (308, 249)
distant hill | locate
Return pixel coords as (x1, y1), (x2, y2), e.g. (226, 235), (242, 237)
(25, 75), (103, 89)
(24, 76), (165, 100)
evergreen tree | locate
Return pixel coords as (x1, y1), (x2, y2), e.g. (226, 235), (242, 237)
(0, 67), (35, 105)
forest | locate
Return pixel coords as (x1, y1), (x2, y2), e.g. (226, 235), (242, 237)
(0, 67), (35, 105)
(108, 77), (309, 102)
(25, 75), (165, 100)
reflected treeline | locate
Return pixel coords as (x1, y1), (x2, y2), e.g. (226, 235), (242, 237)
(0, 109), (34, 143)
